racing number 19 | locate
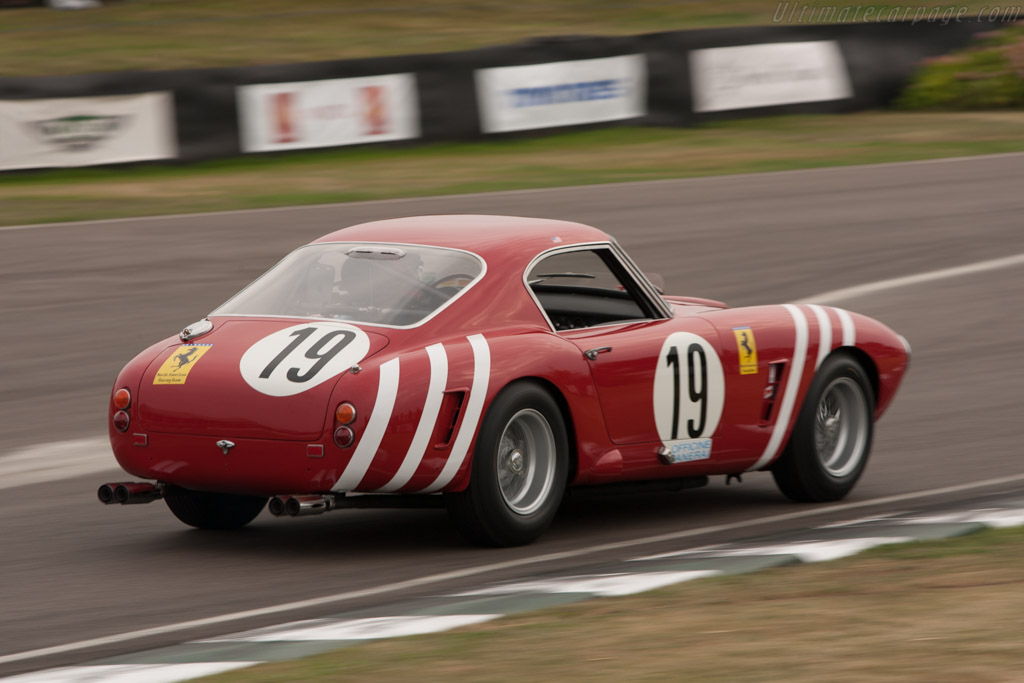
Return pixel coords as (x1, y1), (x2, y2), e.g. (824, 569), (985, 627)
(665, 343), (707, 439)
(259, 327), (356, 383)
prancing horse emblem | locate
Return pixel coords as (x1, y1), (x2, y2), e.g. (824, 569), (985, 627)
(215, 440), (236, 455)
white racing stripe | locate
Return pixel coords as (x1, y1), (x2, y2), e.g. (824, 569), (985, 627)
(747, 304), (808, 472)
(835, 307), (856, 347)
(332, 358), (400, 492)
(420, 334), (490, 493)
(377, 344), (449, 492)
(807, 304), (832, 370)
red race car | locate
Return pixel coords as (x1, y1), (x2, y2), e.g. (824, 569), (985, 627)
(100, 215), (909, 546)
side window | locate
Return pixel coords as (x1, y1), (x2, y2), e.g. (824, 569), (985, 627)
(527, 248), (657, 330)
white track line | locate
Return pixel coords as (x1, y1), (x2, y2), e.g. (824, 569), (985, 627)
(4, 179), (1024, 664)
(796, 252), (1024, 305)
(4, 150), (1024, 233)
(0, 437), (116, 490)
(4, 472), (1024, 666)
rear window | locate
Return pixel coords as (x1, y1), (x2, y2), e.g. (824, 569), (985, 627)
(213, 243), (484, 327)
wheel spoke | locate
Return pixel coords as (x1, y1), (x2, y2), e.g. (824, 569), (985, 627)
(813, 377), (869, 478)
(496, 409), (556, 515)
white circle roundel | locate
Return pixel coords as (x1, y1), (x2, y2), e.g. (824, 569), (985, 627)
(240, 322), (370, 397)
(652, 332), (725, 445)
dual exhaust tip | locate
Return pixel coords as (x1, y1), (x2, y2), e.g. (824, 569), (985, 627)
(268, 494), (337, 517)
(97, 482), (163, 505)
(98, 482), (336, 518)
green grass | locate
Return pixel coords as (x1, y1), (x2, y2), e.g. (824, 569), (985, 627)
(196, 526), (1024, 682)
(4, 110), (1024, 226)
(0, 0), (1013, 76)
(898, 26), (1024, 109)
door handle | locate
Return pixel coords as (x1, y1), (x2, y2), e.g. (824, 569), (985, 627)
(584, 346), (612, 361)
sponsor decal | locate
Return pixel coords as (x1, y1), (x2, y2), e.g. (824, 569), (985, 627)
(153, 344), (213, 385)
(505, 79), (627, 107)
(660, 438), (713, 464)
(690, 41), (852, 113)
(360, 85), (389, 136)
(237, 74), (419, 153)
(0, 93), (177, 171)
(732, 326), (759, 375)
(27, 114), (125, 152)
(239, 322), (371, 397)
(475, 54), (646, 133)
(271, 91), (299, 144)
(652, 331), (725, 454)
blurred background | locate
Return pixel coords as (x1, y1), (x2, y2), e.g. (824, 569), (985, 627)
(3, 2), (1024, 681)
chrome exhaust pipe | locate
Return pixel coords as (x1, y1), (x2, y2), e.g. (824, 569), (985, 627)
(97, 483), (120, 504)
(268, 495), (289, 516)
(98, 481), (163, 505)
(284, 494), (336, 517)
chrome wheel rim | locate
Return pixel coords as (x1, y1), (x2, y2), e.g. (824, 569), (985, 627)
(496, 409), (556, 516)
(814, 377), (869, 478)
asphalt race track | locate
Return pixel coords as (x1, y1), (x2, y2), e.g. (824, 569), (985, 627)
(2, 153), (1024, 676)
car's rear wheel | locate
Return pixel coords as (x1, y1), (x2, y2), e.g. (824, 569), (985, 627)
(771, 353), (875, 502)
(164, 485), (267, 530)
(446, 382), (568, 546)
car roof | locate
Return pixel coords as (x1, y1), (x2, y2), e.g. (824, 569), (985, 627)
(311, 215), (612, 260)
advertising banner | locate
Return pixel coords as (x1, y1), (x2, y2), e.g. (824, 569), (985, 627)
(237, 74), (419, 153)
(0, 92), (177, 171)
(475, 54), (646, 134)
(690, 41), (853, 113)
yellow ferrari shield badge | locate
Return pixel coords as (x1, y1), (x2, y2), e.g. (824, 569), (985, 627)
(153, 344), (212, 385)
(732, 327), (758, 375)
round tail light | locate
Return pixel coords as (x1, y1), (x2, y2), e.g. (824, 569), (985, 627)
(113, 410), (130, 433)
(335, 402), (357, 425)
(113, 388), (131, 410)
(334, 426), (355, 448)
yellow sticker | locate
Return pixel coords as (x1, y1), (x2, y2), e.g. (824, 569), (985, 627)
(153, 344), (213, 385)
(732, 327), (758, 375)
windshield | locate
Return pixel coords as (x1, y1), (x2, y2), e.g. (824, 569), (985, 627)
(213, 242), (485, 327)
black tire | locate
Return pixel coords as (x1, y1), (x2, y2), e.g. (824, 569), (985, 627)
(163, 485), (267, 530)
(771, 353), (875, 502)
(445, 382), (569, 547)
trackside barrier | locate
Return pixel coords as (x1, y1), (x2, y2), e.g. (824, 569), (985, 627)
(0, 20), (1000, 170)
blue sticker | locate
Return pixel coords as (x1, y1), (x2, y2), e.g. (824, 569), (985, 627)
(661, 438), (712, 463)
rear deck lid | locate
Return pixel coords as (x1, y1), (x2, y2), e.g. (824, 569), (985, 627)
(138, 318), (389, 440)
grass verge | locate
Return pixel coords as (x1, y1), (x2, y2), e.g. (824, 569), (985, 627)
(3, 111), (1024, 227)
(0, 1), (1009, 77)
(198, 526), (1024, 682)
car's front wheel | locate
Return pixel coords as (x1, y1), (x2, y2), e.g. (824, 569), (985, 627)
(164, 485), (267, 530)
(446, 382), (568, 546)
(771, 353), (875, 502)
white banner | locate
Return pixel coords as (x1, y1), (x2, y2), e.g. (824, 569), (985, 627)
(690, 41), (852, 113)
(0, 92), (177, 171)
(237, 74), (419, 153)
(476, 55), (646, 134)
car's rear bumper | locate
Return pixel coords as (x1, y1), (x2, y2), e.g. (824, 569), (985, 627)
(110, 430), (344, 495)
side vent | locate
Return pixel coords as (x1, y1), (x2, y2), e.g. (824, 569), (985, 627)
(433, 390), (466, 449)
(760, 361), (787, 424)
